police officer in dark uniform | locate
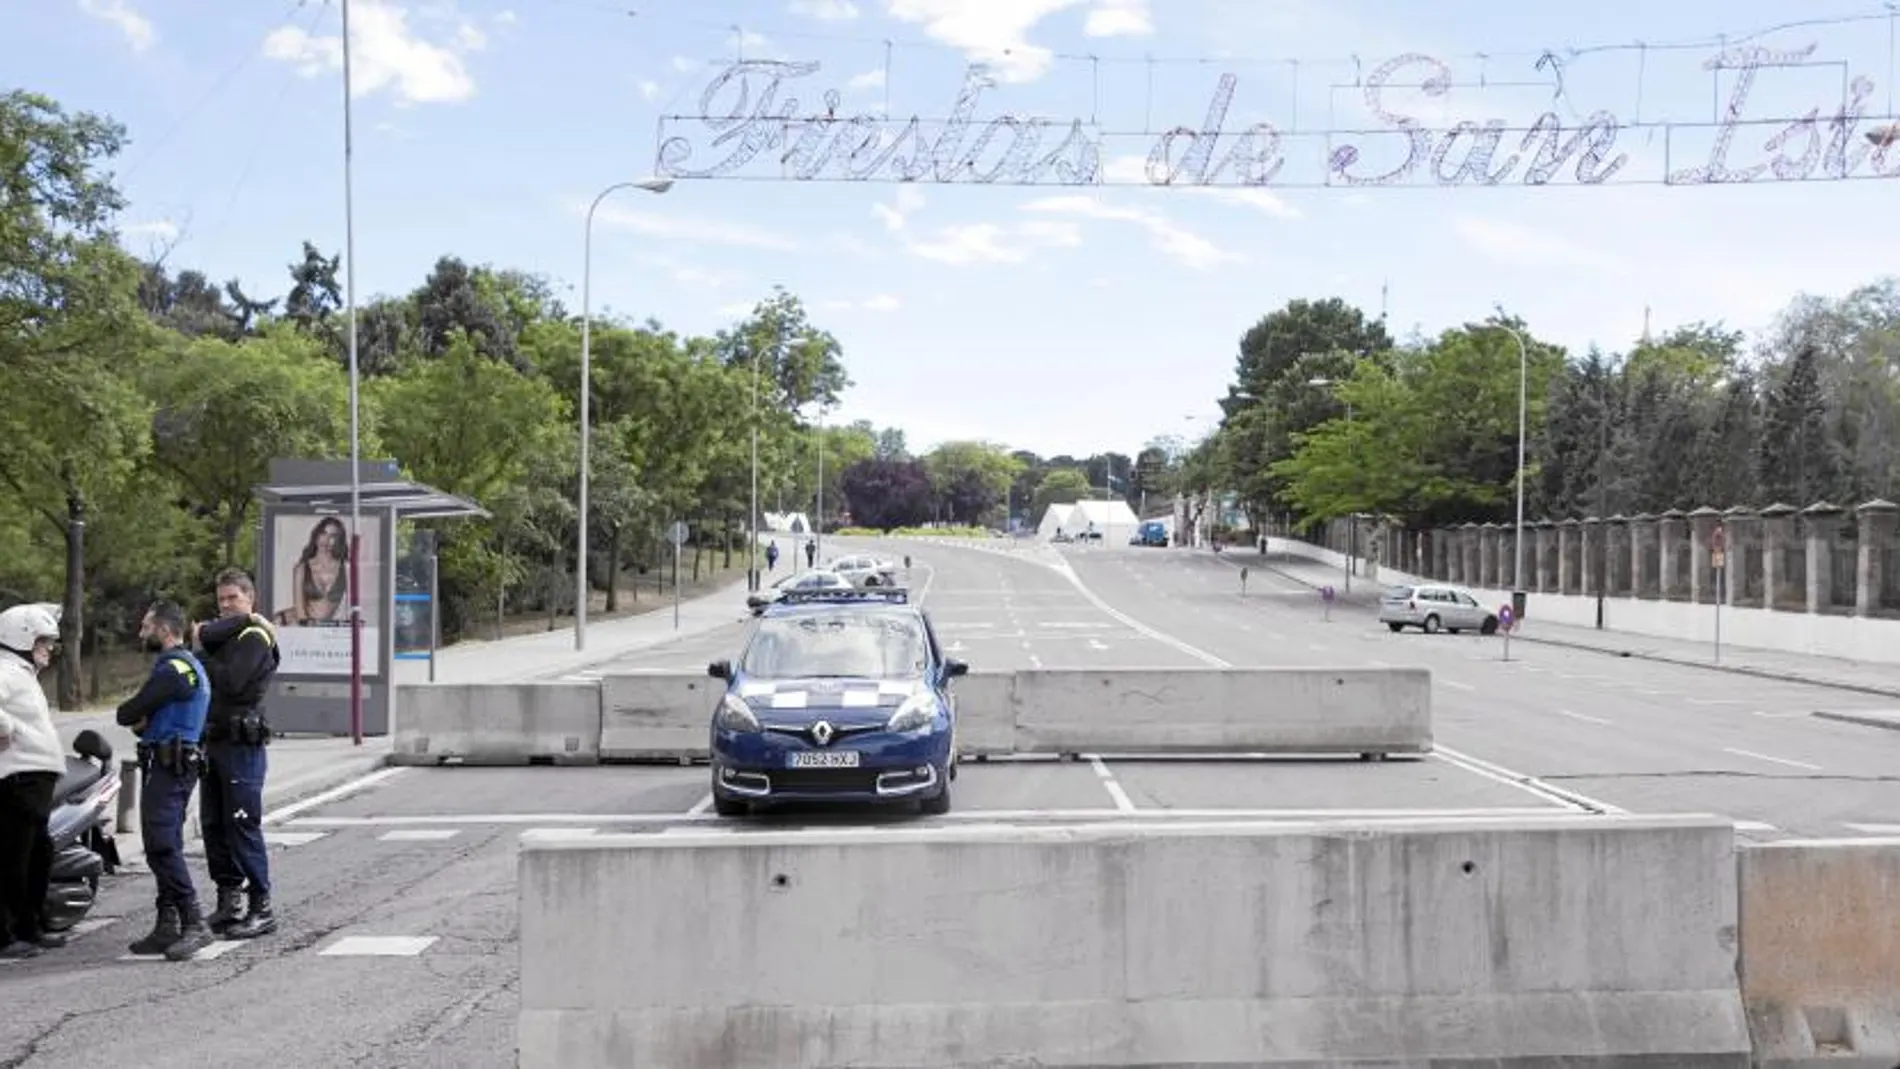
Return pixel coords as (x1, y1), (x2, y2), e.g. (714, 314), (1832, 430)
(116, 600), (216, 961)
(195, 568), (281, 940)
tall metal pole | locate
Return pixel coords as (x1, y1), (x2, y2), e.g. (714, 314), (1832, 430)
(1595, 369), (1610, 629)
(1508, 326), (1529, 593)
(341, 0), (363, 746)
(749, 342), (761, 592)
(575, 178), (672, 651)
(814, 410), (825, 555)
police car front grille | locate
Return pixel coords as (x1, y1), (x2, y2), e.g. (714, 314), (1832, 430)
(768, 768), (884, 793)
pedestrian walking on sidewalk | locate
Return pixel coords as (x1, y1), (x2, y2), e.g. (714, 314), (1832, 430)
(116, 600), (216, 960)
(194, 568), (281, 940)
(766, 540), (779, 572)
(0, 603), (68, 960)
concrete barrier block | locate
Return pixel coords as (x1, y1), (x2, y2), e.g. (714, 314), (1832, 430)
(950, 670), (1013, 755)
(392, 682), (600, 766)
(1739, 838), (1900, 1065)
(597, 673), (718, 762)
(518, 814), (1750, 1067)
(1009, 667), (1432, 756)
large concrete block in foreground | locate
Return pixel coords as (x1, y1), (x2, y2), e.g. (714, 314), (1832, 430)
(597, 672), (718, 761)
(1739, 837), (1900, 1065)
(391, 682), (600, 765)
(518, 814), (1750, 1067)
(1009, 666), (1432, 756)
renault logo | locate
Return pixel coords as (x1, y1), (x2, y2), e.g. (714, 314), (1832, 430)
(811, 720), (835, 746)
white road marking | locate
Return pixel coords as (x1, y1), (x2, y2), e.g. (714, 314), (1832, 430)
(122, 940), (244, 963)
(687, 793), (713, 815)
(1722, 747), (1823, 772)
(521, 827), (600, 840)
(1086, 756), (1137, 812)
(1087, 638), (1110, 651)
(1028, 653), (1044, 669)
(266, 831), (330, 847)
(1843, 824), (1900, 835)
(1685, 698), (1751, 706)
(1556, 709), (1612, 725)
(1440, 679), (1477, 691)
(1307, 644), (1329, 654)
(69, 917), (118, 936)
(267, 766), (409, 826)
(378, 829), (460, 842)
(319, 936), (439, 957)
(1732, 821), (1779, 833)
(1753, 710), (1809, 719)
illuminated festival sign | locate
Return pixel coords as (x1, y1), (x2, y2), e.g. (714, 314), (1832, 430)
(652, 43), (1900, 189)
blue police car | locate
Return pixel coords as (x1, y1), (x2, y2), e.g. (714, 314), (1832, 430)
(705, 587), (966, 817)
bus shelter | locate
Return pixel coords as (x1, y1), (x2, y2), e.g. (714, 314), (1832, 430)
(252, 459), (488, 736)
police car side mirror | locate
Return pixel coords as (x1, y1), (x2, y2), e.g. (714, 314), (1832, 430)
(707, 659), (732, 680)
(943, 658), (969, 678)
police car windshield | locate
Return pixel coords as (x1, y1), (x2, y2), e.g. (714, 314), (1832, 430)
(739, 611), (927, 679)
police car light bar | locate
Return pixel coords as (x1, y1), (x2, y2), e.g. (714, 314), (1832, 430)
(775, 587), (910, 605)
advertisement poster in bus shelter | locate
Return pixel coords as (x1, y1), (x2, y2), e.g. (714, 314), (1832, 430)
(265, 512), (384, 677)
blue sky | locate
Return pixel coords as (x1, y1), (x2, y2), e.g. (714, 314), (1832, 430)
(17, 0), (1900, 459)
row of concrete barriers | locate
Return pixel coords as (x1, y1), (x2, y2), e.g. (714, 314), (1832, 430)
(516, 815), (1900, 1067)
(390, 666), (1435, 765)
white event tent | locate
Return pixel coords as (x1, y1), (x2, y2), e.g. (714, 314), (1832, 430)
(1037, 499), (1141, 544)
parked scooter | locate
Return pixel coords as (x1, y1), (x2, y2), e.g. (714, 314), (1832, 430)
(43, 729), (123, 932)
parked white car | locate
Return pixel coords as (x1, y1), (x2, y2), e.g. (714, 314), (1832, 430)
(1378, 583), (1500, 635)
(828, 554), (899, 588)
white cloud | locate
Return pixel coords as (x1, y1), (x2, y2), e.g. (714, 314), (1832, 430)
(907, 219), (1082, 265)
(262, 0), (481, 105)
(593, 203), (797, 251)
(873, 185), (928, 232)
(847, 68), (885, 91)
(1452, 216), (1623, 273)
(1083, 0), (1150, 37)
(863, 293), (901, 311)
(78, 0), (155, 51)
(1099, 154), (1301, 219)
(1021, 194), (1240, 270)
(884, 0), (1155, 83)
(789, 0), (859, 20)
(670, 56), (698, 73)
(493, 10), (516, 24)
(637, 79), (661, 101)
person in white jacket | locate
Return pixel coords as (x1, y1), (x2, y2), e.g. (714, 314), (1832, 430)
(0, 602), (69, 959)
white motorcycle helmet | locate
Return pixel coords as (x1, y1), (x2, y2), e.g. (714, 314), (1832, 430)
(0, 602), (61, 655)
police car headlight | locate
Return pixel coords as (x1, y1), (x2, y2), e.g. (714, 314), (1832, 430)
(715, 694), (761, 733)
(886, 691), (939, 733)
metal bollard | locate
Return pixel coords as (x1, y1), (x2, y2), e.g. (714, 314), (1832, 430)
(116, 759), (140, 832)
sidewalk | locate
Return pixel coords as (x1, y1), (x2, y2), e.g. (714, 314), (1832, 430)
(397, 575), (752, 684)
(1239, 548), (1900, 700)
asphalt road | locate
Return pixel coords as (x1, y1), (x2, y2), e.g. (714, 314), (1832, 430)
(5, 534), (1897, 1067)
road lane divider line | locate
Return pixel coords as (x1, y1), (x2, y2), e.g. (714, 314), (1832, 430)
(1557, 709), (1613, 725)
(1722, 747), (1823, 772)
(686, 793), (714, 815)
(265, 766), (409, 826)
(1440, 679), (1477, 691)
(1085, 755), (1137, 812)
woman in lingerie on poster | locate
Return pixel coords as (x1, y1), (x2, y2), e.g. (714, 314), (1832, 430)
(285, 516), (349, 626)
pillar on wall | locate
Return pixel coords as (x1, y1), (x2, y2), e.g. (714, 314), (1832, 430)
(1580, 516), (1602, 597)
(1630, 514), (1659, 597)
(1759, 503), (1798, 611)
(1478, 522), (1498, 588)
(1854, 498), (1897, 617)
(1432, 526), (1450, 581)
(1461, 523), (1482, 586)
(1530, 521), (1553, 592)
(1657, 509), (1686, 599)
(1556, 518), (1579, 595)
(1802, 501), (1844, 614)
(1723, 505), (1760, 608)
(1605, 515), (1630, 595)
(1687, 506), (1722, 605)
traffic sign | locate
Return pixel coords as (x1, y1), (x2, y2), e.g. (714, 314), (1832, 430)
(1320, 585), (1335, 602)
(1498, 604), (1515, 632)
(1711, 548), (1727, 569)
(666, 521), (690, 546)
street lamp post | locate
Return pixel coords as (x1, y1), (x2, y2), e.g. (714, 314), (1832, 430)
(577, 177), (674, 651)
(1502, 326), (1529, 604)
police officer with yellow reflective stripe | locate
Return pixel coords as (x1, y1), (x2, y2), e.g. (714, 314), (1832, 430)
(116, 600), (216, 960)
(195, 568), (281, 940)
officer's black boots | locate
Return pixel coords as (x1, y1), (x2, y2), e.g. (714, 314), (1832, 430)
(163, 904), (215, 961)
(206, 887), (245, 934)
(225, 894), (276, 939)
(128, 905), (180, 956)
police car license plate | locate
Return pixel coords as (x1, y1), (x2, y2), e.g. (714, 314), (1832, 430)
(788, 751), (860, 768)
